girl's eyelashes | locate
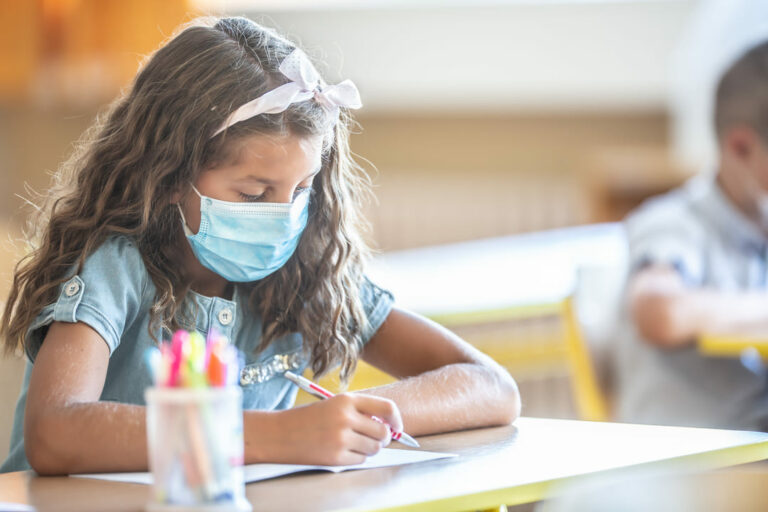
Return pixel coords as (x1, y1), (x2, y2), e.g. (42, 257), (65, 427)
(238, 191), (265, 202)
(237, 186), (309, 203)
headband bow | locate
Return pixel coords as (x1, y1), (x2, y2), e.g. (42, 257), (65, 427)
(212, 49), (362, 137)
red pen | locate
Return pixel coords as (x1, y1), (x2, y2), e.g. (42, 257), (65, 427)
(283, 371), (420, 448)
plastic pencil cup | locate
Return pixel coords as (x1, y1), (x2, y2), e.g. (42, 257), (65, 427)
(145, 387), (251, 512)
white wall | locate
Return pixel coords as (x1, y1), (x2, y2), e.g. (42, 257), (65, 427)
(205, 0), (697, 112)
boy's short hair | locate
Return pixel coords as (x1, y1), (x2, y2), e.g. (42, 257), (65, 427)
(715, 40), (768, 141)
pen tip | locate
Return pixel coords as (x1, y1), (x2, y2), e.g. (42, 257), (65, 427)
(397, 433), (420, 448)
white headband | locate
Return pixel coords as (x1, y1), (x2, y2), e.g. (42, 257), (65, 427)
(211, 49), (362, 137)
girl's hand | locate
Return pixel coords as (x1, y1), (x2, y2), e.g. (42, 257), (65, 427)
(254, 393), (402, 466)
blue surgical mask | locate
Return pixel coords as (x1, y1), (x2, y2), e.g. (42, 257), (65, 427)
(179, 185), (310, 282)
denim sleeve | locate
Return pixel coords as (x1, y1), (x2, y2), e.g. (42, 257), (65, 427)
(625, 200), (705, 287)
(24, 236), (149, 361)
(359, 275), (395, 346)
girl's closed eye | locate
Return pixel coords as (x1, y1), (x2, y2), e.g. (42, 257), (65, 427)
(238, 186), (309, 203)
(238, 191), (266, 202)
(293, 186), (311, 199)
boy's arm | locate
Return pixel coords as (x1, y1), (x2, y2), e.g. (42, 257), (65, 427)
(630, 264), (768, 347)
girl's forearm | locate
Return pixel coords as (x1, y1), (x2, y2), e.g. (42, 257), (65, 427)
(358, 362), (520, 436)
(26, 365), (517, 475)
(243, 409), (281, 463)
(26, 402), (148, 475)
(26, 402), (280, 474)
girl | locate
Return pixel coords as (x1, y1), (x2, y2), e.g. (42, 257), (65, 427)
(0, 17), (519, 475)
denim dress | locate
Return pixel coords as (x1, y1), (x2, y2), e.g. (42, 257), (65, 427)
(1, 236), (394, 472)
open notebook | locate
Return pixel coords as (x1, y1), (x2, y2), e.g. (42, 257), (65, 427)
(72, 448), (456, 485)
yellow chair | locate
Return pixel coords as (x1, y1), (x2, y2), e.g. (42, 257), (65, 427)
(428, 297), (607, 422)
(296, 296), (608, 422)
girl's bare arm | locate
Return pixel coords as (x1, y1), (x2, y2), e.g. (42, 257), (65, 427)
(360, 307), (520, 435)
(24, 321), (398, 474)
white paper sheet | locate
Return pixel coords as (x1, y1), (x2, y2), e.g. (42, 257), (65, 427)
(71, 448), (456, 485)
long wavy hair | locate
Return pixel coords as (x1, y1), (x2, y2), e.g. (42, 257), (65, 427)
(1, 17), (374, 381)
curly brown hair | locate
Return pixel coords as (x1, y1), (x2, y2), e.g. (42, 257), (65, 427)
(1, 16), (374, 381)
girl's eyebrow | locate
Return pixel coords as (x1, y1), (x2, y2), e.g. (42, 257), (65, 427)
(241, 166), (321, 185)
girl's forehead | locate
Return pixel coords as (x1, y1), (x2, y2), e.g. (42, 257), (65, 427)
(227, 133), (322, 165)
(210, 133), (323, 181)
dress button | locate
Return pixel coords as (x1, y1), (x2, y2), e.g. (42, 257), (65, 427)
(218, 308), (233, 325)
(64, 280), (80, 297)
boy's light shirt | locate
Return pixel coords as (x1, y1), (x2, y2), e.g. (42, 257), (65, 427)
(615, 173), (768, 431)
(0, 236), (393, 473)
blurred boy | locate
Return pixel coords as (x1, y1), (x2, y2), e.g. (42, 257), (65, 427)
(615, 40), (768, 430)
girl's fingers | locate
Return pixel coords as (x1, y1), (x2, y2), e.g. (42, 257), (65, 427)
(336, 451), (367, 466)
(374, 422), (392, 448)
(346, 430), (384, 457)
(351, 395), (404, 433)
(351, 414), (391, 445)
(380, 419), (393, 447)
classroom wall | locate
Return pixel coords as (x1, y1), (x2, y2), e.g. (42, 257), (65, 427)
(237, 0), (696, 112)
(353, 110), (670, 250)
(0, 221), (25, 463)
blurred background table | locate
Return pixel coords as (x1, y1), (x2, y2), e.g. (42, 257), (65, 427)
(699, 334), (768, 360)
(302, 224), (628, 423)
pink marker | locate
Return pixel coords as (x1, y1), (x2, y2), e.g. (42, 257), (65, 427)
(168, 329), (189, 387)
(283, 371), (419, 448)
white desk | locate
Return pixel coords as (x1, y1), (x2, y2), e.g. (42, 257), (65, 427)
(2, 418), (767, 512)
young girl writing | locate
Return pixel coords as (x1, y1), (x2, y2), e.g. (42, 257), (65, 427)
(0, 16), (519, 475)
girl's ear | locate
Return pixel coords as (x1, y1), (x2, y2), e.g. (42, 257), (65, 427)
(170, 186), (185, 205)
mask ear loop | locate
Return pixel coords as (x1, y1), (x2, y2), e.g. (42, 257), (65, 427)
(177, 184), (203, 236)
